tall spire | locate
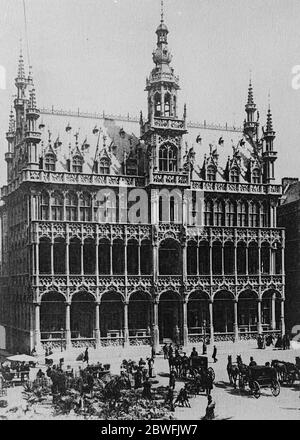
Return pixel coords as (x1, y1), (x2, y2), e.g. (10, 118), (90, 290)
(17, 43), (25, 80)
(247, 79), (254, 105)
(161, 0), (164, 23)
(266, 106), (273, 133)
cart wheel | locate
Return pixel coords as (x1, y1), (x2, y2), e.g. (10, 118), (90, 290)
(252, 381), (261, 398)
(208, 367), (215, 381)
(271, 380), (280, 397)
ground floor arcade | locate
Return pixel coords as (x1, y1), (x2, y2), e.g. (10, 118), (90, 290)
(34, 288), (285, 352)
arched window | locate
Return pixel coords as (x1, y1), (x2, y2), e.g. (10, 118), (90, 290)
(237, 201), (248, 227)
(207, 165), (216, 181)
(112, 239), (125, 274)
(164, 93), (171, 117)
(83, 238), (96, 274)
(72, 155), (83, 173)
(212, 242), (222, 274)
(69, 238), (81, 274)
(39, 237), (51, 274)
(224, 242), (234, 274)
(127, 239), (138, 275)
(51, 191), (63, 221)
(248, 242), (259, 274)
(214, 200), (224, 226)
(44, 153), (56, 171)
(154, 93), (161, 117)
(230, 167), (239, 183)
(79, 193), (92, 222)
(187, 241), (197, 275)
(159, 143), (177, 172)
(260, 202), (268, 227)
(40, 191), (49, 220)
(54, 238), (66, 274)
(261, 242), (270, 274)
(66, 191), (78, 221)
(140, 240), (152, 274)
(225, 200), (236, 226)
(98, 239), (110, 274)
(199, 242), (209, 274)
(249, 202), (259, 227)
(170, 196), (175, 223)
(252, 168), (260, 184)
(159, 239), (181, 275)
(204, 200), (213, 226)
(237, 242), (246, 274)
(99, 158), (110, 175)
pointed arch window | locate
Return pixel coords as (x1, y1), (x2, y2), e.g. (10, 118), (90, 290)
(214, 200), (224, 226)
(225, 200), (236, 227)
(51, 191), (63, 221)
(260, 202), (268, 227)
(207, 165), (216, 181)
(79, 192), (92, 222)
(164, 93), (171, 117)
(237, 201), (248, 227)
(252, 168), (260, 184)
(249, 202), (259, 227)
(66, 191), (78, 221)
(154, 93), (161, 117)
(40, 191), (50, 220)
(159, 143), (177, 172)
(204, 200), (213, 226)
(44, 153), (56, 171)
(230, 167), (240, 183)
(72, 155), (83, 173)
(99, 158), (110, 175)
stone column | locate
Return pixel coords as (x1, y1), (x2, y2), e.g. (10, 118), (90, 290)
(209, 243), (213, 284)
(138, 243), (141, 276)
(81, 240), (84, 275)
(209, 300), (214, 344)
(65, 301), (71, 350)
(152, 299), (159, 353)
(234, 299), (239, 342)
(123, 301), (129, 348)
(35, 242), (39, 278)
(183, 297), (188, 347)
(95, 301), (101, 349)
(280, 299), (285, 336)
(50, 240), (54, 275)
(221, 243), (225, 277)
(110, 243), (113, 275)
(257, 298), (263, 334)
(271, 293), (276, 330)
(245, 245), (249, 276)
(66, 239), (70, 277)
(34, 302), (42, 352)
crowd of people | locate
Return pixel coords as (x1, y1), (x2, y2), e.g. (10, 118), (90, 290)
(257, 333), (291, 350)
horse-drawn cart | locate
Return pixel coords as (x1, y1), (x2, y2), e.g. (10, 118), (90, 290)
(239, 365), (280, 398)
(185, 356), (215, 396)
(187, 356), (215, 380)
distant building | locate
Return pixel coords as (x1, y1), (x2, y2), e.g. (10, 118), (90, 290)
(0, 7), (285, 354)
(278, 178), (300, 331)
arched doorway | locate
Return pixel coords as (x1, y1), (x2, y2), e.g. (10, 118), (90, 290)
(187, 291), (209, 336)
(238, 290), (258, 333)
(262, 290), (282, 331)
(40, 291), (65, 340)
(100, 291), (123, 338)
(128, 291), (151, 338)
(213, 290), (234, 333)
(71, 291), (95, 338)
(158, 291), (181, 343)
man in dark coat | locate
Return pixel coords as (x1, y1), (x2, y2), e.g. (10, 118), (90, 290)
(169, 370), (176, 390)
(142, 377), (152, 399)
(83, 347), (89, 364)
(212, 345), (218, 363)
(163, 344), (168, 359)
(190, 347), (198, 358)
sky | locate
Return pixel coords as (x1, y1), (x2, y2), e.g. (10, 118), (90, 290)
(0, 0), (300, 185)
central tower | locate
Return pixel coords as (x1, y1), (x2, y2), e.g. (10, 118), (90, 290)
(140, 2), (188, 182)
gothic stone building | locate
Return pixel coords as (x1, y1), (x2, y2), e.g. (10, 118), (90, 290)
(0, 12), (285, 354)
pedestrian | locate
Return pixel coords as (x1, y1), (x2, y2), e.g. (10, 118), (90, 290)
(134, 368), (142, 389)
(202, 340), (207, 355)
(165, 386), (175, 411)
(249, 356), (257, 367)
(204, 371), (214, 396)
(142, 377), (152, 399)
(83, 347), (89, 364)
(203, 395), (216, 420)
(163, 343), (168, 359)
(212, 345), (218, 363)
(190, 347), (198, 358)
(169, 369), (176, 390)
(148, 357), (154, 378)
(168, 344), (173, 358)
(151, 345), (156, 359)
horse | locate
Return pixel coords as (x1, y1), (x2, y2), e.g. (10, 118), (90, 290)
(236, 355), (250, 389)
(271, 360), (287, 383)
(227, 355), (239, 388)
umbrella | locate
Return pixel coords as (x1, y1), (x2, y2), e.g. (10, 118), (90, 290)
(7, 354), (38, 363)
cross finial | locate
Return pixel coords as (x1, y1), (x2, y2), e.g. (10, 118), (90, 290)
(161, 0), (164, 23)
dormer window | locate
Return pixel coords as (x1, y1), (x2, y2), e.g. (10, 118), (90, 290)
(230, 167), (239, 183)
(44, 153), (56, 171)
(99, 158), (110, 175)
(252, 168), (260, 184)
(207, 165), (216, 181)
(72, 155), (83, 173)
